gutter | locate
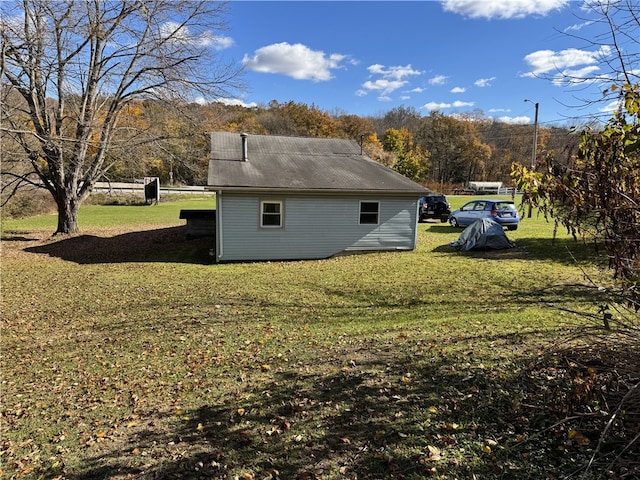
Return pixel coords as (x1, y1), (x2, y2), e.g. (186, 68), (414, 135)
(208, 187), (428, 196)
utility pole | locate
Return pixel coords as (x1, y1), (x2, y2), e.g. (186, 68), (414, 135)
(524, 99), (539, 218)
(524, 99), (539, 169)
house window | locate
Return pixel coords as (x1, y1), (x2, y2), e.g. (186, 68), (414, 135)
(261, 200), (283, 228)
(359, 201), (380, 224)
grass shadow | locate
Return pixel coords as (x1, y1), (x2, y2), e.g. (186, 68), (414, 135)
(1, 233), (41, 242)
(431, 236), (600, 265)
(65, 337), (639, 480)
(24, 226), (214, 264)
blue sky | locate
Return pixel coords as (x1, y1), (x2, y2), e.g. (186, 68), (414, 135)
(212, 1), (627, 126)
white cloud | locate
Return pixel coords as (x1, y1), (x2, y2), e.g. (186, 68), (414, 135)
(360, 64), (422, 97)
(523, 46), (611, 85)
(421, 100), (474, 111)
(451, 86), (466, 93)
(204, 34), (235, 50)
(423, 101), (451, 110)
(495, 115), (531, 124)
(160, 22), (233, 50)
(523, 47), (609, 76)
(429, 75), (448, 86)
(361, 79), (408, 95)
(564, 20), (594, 32)
(441, 0), (569, 19)
(474, 77), (496, 87)
(214, 98), (258, 108)
(242, 42), (348, 81)
(552, 65), (601, 85)
(599, 99), (622, 116)
(367, 64), (422, 80)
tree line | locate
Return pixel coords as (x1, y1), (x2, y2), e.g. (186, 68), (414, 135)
(3, 96), (579, 190)
(98, 99), (584, 190)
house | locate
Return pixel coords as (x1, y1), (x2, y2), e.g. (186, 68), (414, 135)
(206, 132), (428, 262)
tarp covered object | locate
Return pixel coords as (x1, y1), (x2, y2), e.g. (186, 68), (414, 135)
(450, 218), (516, 251)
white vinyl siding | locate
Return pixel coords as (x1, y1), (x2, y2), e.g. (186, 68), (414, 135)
(216, 193), (419, 262)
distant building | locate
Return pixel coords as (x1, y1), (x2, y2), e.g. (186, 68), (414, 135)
(467, 181), (503, 194)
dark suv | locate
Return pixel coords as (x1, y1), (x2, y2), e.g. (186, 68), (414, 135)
(418, 194), (451, 222)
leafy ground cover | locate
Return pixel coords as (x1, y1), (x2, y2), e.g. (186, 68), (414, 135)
(2, 196), (637, 479)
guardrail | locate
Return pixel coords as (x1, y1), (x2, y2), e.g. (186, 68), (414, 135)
(92, 182), (214, 195)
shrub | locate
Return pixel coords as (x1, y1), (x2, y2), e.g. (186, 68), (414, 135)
(1, 188), (56, 219)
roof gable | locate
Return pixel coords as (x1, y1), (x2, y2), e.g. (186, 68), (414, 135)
(207, 132), (427, 194)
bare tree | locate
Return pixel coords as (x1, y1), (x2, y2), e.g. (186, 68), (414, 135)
(1, 0), (242, 234)
(548, 0), (640, 110)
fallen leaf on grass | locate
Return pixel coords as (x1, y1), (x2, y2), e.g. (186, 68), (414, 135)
(425, 445), (442, 461)
(568, 429), (590, 446)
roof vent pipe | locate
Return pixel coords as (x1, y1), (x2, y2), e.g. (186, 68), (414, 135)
(240, 133), (248, 161)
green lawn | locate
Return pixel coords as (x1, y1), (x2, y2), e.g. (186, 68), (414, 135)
(2, 195), (216, 231)
(1, 195), (633, 479)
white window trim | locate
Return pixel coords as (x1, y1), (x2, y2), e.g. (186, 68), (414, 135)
(359, 200), (380, 225)
(260, 200), (284, 229)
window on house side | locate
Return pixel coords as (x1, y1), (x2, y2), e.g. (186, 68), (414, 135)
(261, 201), (283, 228)
(359, 201), (379, 225)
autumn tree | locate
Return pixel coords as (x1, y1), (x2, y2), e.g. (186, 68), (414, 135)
(382, 128), (429, 182)
(415, 112), (491, 185)
(512, 83), (640, 310)
(511, 1), (640, 306)
(0, 0), (242, 234)
(334, 114), (375, 143)
(372, 105), (422, 138)
(361, 133), (396, 169)
(256, 101), (339, 138)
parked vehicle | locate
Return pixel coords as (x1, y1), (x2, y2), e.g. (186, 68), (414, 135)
(448, 199), (520, 230)
(418, 194), (451, 222)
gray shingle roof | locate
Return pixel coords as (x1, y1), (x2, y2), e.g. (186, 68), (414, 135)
(207, 132), (428, 194)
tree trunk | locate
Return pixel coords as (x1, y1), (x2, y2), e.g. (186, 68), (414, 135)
(55, 191), (80, 235)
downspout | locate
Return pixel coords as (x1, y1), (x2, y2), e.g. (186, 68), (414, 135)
(216, 190), (223, 262)
(413, 198), (420, 249)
